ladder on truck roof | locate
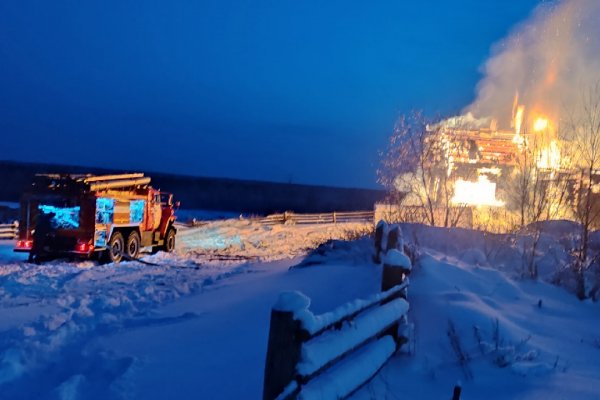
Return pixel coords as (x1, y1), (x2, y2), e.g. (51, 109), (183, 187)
(35, 173), (151, 191)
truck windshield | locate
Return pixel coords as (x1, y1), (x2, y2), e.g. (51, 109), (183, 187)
(159, 193), (172, 206)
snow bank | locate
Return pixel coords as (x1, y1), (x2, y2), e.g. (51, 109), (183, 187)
(353, 224), (600, 400)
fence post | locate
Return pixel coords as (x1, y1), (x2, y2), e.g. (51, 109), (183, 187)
(333, 211), (337, 224)
(381, 249), (411, 296)
(373, 220), (388, 264)
(386, 225), (404, 252)
(381, 248), (412, 349)
(263, 292), (310, 400)
(452, 384), (462, 400)
(382, 225), (409, 295)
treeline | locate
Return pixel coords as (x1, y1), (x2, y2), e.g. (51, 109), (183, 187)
(0, 161), (384, 215)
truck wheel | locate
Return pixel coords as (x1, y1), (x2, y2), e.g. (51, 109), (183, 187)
(163, 228), (176, 253)
(126, 231), (141, 259)
(107, 232), (125, 263)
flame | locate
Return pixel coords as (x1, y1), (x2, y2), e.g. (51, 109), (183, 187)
(537, 140), (561, 169)
(533, 117), (549, 131)
(512, 131), (526, 148)
(514, 106), (525, 135)
(530, 115), (560, 169)
(451, 175), (504, 207)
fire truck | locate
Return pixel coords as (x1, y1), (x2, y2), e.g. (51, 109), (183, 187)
(14, 173), (178, 263)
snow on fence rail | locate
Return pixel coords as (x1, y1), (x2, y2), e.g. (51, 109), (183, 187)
(0, 221), (18, 239)
(263, 222), (412, 400)
(261, 211), (374, 225)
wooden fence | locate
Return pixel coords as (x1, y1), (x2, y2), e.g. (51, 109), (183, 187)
(263, 224), (411, 400)
(261, 211), (374, 225)
(0, 222), (18, 239)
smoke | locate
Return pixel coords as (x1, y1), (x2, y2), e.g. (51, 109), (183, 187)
(465, 0), (600, 128)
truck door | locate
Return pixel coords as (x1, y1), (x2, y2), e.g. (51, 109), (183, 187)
(146, 193), (162, 231)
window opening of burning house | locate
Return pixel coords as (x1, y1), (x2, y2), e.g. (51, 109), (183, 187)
(38, 204), (80, 229)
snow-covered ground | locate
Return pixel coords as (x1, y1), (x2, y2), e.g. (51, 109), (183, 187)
(355, 225), (600, 400)
(176, 219), (371, 261)
(0, 221), (372, 399)
(0, 220), (598, 399)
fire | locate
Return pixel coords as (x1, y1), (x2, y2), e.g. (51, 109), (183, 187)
(537, 139), (561, 169)
(533, 117), (549, 132)
(530, 115), (560, 169)
(514, 106), (525, 135)
(511, 95), (526, 147)
(451, 175), (504, 207)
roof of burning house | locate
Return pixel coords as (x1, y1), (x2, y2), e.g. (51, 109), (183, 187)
(443, 128), (521, 167)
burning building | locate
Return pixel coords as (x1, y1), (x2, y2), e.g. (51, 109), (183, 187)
(436, 95), (565, 210)
(379, 0), (600, 230)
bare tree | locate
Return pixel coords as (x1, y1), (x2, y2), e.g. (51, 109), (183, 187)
(378, 111), (469, 227)
(560, 82), (600, 298)
(507, 126), (570, 229)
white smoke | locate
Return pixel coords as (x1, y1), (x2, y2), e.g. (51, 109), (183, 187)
(465, 0), (600, 128)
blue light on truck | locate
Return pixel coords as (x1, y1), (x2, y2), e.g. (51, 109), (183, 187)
(38, 205), (80, 229)
(130, 200), (145, 223)
(96, 198), (114, 224)
(94, 230), (107, 247)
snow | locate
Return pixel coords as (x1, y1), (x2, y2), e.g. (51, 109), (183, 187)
(0, 220), (376, 399)
(382, 248), (411, 270)
(273, 290), (312, 313)
(298, 281), (409, 335)
(298, 336), (395, 400)
(177, 219), (371, 261)
(352, 222), (600, 400)
(0, 218), (599, 399)
(297, 298), (408, 377)
(276, 380), (298, 400)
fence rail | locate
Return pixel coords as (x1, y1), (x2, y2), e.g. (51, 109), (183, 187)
(263, 222), (412, 400)
(261, 211), (374, 225)
(0, 222), (18, 239)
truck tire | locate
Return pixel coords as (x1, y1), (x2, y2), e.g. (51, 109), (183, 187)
(126, 231), (141, 259)
(163, 228), (176, 253)
(107, 231), (125, 263)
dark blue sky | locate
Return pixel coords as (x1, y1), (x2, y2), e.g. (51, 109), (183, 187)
(0, 0), (540, 188)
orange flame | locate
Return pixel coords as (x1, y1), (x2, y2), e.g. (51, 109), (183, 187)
(533, 117), (549, 132)
(452, 175), (504, 207)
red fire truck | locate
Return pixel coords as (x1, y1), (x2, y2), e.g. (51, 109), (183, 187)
(14, 173), (178, 263)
